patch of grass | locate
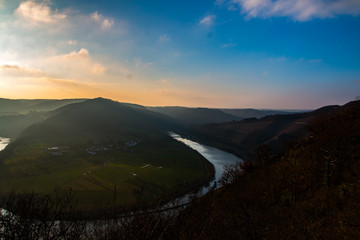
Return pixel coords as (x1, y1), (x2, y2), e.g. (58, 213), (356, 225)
(0, 136), (211, 209)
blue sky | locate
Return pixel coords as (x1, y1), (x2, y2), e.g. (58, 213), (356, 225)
(0, 0), (359, 108)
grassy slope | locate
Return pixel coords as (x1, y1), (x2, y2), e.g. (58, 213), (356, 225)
(0, 98), (213, 209)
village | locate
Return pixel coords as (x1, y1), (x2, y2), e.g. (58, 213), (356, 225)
(43, 139), (144, 157)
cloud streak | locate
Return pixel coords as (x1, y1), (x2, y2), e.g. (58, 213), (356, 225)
(199, 14), (216, 27)
(220, 0), (360, 21)
(0, 64), (45, 77)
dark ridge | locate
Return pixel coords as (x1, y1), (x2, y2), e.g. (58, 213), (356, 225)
(148, 106), (240, 125)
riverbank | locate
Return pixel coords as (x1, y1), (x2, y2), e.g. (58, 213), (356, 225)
(0, 137), (10, 152)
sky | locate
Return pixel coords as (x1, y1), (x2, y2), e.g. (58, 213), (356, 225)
(0, 0), (359, 109)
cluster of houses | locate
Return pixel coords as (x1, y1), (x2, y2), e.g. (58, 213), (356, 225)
(44, 139), (143, 157)
(124, 140), (139, 148)
(85, 144), (114, 155)
(43, 146), (69, 156)
(85, 139), (142, 155)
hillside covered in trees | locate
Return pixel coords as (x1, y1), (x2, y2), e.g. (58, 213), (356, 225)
(165, 100), (360, 239)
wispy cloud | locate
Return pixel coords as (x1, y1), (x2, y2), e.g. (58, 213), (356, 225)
(133, 58), (153, 69)
(102, 19), (114, 29)
(91, 11), (101, 21)
(53, 48), (106, 74)
(199, 14), (216, 27)
(0, 48), (107, 80)
(15, 0), (66, 25)
(219, 0), (360, 21)
(158, 33), (171, 43)
(0, 64), (45, 77)
(221, 43), (237, 48)
(91, 11), (114, 29)
(215, 0), (226, 6)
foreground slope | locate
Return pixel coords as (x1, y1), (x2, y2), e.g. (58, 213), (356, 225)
(164, 100), (360, 239)
(0, 98), (213, 209)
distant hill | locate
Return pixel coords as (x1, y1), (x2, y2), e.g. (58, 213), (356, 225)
(189, 105), (339, 160)
(16, 98), (178, 144)
(148, 106), (240, 125)
(0, 98), (86, 115)
(220, 108), (305, 119)
(0, 111), (49, 139)
(0, 98), (88, 138)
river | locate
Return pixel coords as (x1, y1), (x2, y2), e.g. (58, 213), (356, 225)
(0, 137), (10, 151)
(1, 133), (242, 230)
(170, 132), (243, 196)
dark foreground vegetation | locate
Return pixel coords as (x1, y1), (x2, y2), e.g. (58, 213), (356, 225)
(1, 100), (359, 239)
(173, 100), (360, 239)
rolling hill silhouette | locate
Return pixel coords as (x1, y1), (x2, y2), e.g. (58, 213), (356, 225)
(148, 106), (240, 125)
(16, 98), (178, 144)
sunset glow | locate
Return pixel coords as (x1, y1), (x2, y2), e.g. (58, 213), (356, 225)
(1, 0), (359, 108)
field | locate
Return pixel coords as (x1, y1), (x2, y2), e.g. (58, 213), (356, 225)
(0, 135), (212, 210)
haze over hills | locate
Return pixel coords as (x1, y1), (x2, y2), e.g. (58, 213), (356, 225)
(148, 106), (241, 125)
(0, 111), (49, 139)
(0, 98), (86, 115)
(220, 108), (307, 119)
(148, 106), (308, 126)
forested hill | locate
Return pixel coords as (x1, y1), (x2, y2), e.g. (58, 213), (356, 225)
(164, 100), (360, 239)
(189, 105), (339, 160)
(220, 108), (297, 119)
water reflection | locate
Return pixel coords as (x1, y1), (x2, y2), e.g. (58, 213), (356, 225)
(170, 132), (242, 193)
